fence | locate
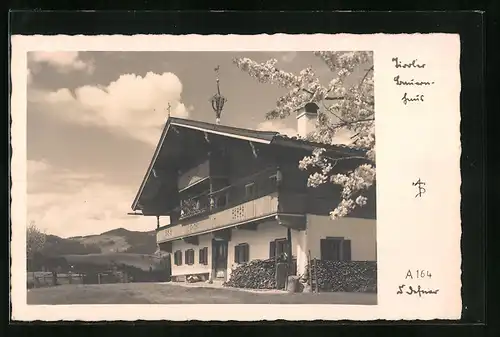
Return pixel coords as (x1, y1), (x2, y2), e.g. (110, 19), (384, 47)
(27, 272), (84, 288)
(27, 269), (169, 289)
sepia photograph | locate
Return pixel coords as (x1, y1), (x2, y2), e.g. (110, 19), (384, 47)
(25, 50), (377, 305)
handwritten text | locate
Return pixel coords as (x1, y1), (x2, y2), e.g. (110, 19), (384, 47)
(397, 284), (439, 297)
(392, 57), (435, 106)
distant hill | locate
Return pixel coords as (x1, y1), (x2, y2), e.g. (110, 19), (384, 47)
(40, 228), (157, 257)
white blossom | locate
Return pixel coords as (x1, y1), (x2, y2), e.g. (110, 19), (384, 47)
(355, 195), (368, 206)
(234, 51), (375, 219)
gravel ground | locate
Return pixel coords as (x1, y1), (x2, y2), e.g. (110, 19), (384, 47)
(27, 282), (377, 305)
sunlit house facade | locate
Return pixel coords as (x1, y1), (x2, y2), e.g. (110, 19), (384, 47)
(131, 104), (376, 283)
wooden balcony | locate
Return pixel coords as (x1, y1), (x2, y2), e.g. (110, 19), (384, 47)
(157, 192), (279, 243)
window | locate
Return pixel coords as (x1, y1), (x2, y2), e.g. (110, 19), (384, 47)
(320, 237), (352, 261)
(234, 243), (250, 264)
(269, 238), (289, 258)
(185, 249), (195, 265)
(245, 183), (256, 198)
(216, 193), (228, 208)
(174, 250), (183, 266)
(199, 247), (209, 265)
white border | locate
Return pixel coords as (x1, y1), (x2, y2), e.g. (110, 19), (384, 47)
(11, 34), (462, 321)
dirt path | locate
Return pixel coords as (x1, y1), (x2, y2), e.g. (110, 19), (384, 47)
(27, 282), (377, 305)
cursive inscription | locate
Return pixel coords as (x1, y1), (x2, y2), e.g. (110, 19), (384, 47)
(392, 57), (434, 106)
(394, 75), (435, 86)
(397, 284), (439, 297)
(392, 57), (426, 69)
(402, 92), (424, 105)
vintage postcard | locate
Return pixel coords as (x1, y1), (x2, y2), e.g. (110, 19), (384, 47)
(10, 34), (462, 321)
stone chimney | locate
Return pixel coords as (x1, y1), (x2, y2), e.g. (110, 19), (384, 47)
(297, 102), (319, 138)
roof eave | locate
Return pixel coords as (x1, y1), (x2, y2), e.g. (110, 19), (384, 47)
(131, 119), (172, 211)
(131, 117), (277, 211)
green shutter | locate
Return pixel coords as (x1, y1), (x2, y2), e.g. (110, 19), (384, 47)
(269, 241), (276, 258)
(244, 244), (249, 262)
(342, 240), (352, 261)
(320, 239), (329, 260)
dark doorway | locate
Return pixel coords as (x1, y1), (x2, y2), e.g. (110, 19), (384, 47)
(212, 239), (228, 280)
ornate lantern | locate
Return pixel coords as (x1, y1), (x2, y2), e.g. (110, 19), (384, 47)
(210, 65), (227, 125)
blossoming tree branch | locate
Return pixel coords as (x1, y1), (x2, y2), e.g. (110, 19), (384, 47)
(233, 51), (375, 220)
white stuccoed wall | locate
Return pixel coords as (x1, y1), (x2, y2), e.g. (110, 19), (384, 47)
(297, 112), (317, 138)
(227, 220), (306, 281)
(295, 228), (308, 277)
(167, 215), (377, 281)
(305, 214), (377, 261)
(170, 233), (212, 277)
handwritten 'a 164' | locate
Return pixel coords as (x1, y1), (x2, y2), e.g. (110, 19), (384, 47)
(406, 269), (432, 279)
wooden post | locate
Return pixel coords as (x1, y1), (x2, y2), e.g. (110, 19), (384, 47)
(307, 250), (312, 290)
(286, 227), (293, 285)
(313, 258), (318, 293)
(52, 271), (57, 286)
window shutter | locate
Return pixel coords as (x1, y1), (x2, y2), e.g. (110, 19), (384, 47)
(234, 246), (239, 263)
(320, 239), (329, 260)
(269, 241), (276, 258)
(244, 244), (249, 262)
(342, 240), (352, 261)
(178, 251), (181, 265)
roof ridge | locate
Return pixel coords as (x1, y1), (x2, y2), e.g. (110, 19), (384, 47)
(168, 116), (279, 135)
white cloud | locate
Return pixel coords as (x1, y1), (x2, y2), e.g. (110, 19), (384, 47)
(331, 128), (355, 145)
(27, 159), (152, 238)
(256, 120), (297, 137)
(27, 159), (51, 176)
(29, 51), (95, 74)
(281, 51), (298, 63)
(30, 71), (192, 145)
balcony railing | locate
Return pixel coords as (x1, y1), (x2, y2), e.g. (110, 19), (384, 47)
(157, 192), (279, 243)
(178, 166), (279, 222)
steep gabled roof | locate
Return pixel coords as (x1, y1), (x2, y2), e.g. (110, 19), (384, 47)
(131, 117), (366, 211)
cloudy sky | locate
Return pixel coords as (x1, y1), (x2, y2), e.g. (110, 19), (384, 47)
(27, 51), (354, 238)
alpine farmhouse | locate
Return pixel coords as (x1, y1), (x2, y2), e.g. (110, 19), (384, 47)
(130, 103), (376, 283)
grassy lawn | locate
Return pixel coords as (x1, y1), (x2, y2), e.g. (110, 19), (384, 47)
(27, 282), (377, 305)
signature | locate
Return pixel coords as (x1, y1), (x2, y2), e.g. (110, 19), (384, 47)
(397, 284), (439, 297)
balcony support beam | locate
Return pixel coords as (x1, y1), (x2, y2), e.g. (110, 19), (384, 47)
(236, 222), (258, 231)
(158, 241), (173, 253)
(183, 236), (199, 246)
(212, 228), (231, 241)
(276, 213), (306, 231)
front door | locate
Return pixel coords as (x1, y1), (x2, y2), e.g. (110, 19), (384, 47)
(212, 239), (228, 280)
